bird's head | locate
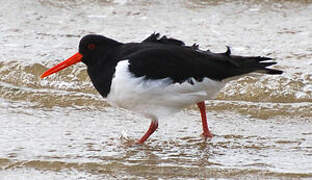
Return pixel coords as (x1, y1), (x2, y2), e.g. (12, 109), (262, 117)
(40, 34), (121, 78)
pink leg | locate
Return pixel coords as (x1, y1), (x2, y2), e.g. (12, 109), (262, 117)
(136, 119), (158, 144)
(197, 101), (213, 139)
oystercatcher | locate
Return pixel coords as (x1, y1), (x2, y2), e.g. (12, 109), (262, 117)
(41, 33), (283, 144)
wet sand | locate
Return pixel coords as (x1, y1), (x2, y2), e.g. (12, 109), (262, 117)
(1, 0), (312, 179)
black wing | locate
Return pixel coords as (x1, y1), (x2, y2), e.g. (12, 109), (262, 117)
(125, 44), (282, 84)
(142, 33), (201, 50)
(142, 33), (185, 46)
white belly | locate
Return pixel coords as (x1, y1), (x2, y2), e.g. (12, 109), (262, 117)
(107, 60), (225, 119)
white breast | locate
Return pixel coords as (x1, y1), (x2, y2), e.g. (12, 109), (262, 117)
(107, 60), (225, 119)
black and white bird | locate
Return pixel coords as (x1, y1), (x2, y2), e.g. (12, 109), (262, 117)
(41, 33), (283, 144)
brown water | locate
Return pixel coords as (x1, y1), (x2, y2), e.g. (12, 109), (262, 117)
(1, 0), (312, 179)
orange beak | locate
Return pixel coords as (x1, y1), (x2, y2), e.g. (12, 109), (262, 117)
(40, 52), (83, 79)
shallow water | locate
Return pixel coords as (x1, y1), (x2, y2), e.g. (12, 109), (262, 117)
(1, 0), (312, 179)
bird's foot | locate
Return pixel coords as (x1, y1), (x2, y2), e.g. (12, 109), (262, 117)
(135, 139), (145, 145)
(120, 138), (143, 146)
(201, 131), (213, 139)
(136, 119), (158, 144)
(135, 140), (145, 145)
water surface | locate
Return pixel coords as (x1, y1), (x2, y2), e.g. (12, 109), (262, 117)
(0, 0), (312, 179)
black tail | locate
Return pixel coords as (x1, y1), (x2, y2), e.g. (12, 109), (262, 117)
(235, 56), (283, 75)
(264, 67), (283, 75)
(213, 47), (283, 77)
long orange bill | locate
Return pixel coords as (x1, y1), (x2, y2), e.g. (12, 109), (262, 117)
(40, 52), (83, 79)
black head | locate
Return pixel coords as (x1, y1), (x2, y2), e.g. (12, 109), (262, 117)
(40, 34), (122, 79)
(78, 34), (122, 66)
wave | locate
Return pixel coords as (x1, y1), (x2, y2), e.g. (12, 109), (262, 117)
(0, 62), (311, 117)
(1, 158), (311, 178)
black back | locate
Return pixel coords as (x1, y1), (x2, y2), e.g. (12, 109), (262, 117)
(119, 33), (282, 82)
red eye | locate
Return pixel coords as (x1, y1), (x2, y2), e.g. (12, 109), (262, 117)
(87, 43), (96, 50)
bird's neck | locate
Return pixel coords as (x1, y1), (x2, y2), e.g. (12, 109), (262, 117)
(86, 44), (123, 97)
(87, 61), (117, 98)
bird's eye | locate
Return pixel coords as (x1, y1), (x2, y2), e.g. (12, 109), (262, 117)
(87, 43), (96, 50)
